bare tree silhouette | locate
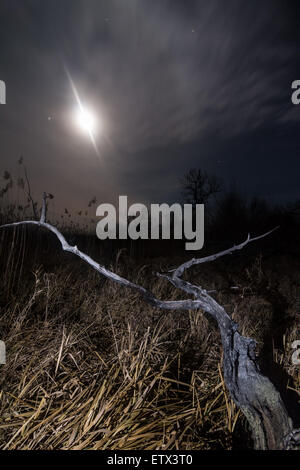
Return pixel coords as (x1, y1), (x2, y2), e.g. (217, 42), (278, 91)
(181, 168), (222, 206)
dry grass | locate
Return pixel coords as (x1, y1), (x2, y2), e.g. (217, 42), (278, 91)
(0, 231), (300, 450)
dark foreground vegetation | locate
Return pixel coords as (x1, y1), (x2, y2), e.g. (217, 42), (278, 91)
(0, 170), (299, 450)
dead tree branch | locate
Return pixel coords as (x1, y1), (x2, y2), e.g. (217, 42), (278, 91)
(171, 227), (279, 278)
(0, 195), (299, 449)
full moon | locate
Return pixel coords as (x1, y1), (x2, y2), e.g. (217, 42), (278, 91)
(75, 107), (97, 135)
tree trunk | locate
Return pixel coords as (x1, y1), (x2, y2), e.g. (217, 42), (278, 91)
(221, 324), (294, 449)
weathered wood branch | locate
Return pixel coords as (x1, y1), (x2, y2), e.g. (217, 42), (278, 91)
(0, 219), (211, 312)
(171, 227), (279, 278)
(0, 196), (299, 449)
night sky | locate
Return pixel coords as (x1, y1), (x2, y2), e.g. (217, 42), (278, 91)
(0, 0), (300, 215)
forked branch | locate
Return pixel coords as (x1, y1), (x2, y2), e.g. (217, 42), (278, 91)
(1, 195), (299, 450)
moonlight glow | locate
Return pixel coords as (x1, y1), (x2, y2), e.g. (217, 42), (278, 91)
(75, 107), (97, 135)
(65, 66), (100, 157)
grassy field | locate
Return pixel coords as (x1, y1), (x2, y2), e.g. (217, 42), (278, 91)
(0, 220), (299, 450)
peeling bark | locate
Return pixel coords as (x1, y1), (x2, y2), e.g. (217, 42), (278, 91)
(221, 325), (294, 449)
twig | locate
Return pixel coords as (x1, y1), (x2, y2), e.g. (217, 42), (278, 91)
(171, 227), (279, 278)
